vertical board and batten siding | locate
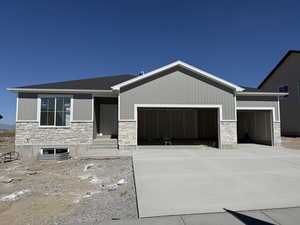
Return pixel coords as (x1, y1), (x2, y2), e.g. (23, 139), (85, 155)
(237, 110), (272, 145)
(72, 94), (93, 121)
(119, 68), (236, 121)
(236, 96), (279, 121)
(17, 93), (38, 121)
(17, 93), (93, 122)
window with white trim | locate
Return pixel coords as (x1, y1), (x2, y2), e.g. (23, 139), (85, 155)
(278, 85), (288, 99)
(41, 148), (68, 155)
(40, 96), (71, 126)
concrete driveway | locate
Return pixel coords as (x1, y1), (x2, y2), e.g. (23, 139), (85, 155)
(132, 145), (300, 218)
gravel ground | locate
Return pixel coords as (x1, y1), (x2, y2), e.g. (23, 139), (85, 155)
(0, 157), (137, 225)
(0, 131), (15, 153)
(57, 158), (137, 225)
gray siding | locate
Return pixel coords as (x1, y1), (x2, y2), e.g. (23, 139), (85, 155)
(260, 53), (300, 135)
(237, 96), (279, 121)
(73, 94), (93, 121)
(17, 93), (38, 121)
(120, 68), (235, 120)
(17, 93), (93, 122)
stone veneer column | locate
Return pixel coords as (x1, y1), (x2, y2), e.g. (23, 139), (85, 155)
(220, 121), (237, 149)
(273, 121), (281, 146)
(118, 121), (137, 149)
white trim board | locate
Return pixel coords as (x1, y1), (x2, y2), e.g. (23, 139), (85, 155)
(15, 95), (19, 122)
(277, 96), (281, 122)
(234, 95), (237, 121)
(133, 103), (223, 149)
(111, 61), (245, 92)
(236, 107), (278, 122)
(118, 94), (121, 121)
(236, 92), (288, 96)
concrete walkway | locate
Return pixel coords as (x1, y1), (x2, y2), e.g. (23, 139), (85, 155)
(95, 206), (300, 224)
(132, 145), (300, 217)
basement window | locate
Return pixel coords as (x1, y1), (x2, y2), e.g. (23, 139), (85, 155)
(41, 148), (68, 155)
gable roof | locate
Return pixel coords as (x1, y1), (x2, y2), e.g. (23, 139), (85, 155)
(258, 50), (300, 89)
(8, 74), (135, 93)
(111, 61), (245, 92)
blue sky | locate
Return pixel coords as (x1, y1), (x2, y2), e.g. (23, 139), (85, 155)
(1, 0), (300, 124)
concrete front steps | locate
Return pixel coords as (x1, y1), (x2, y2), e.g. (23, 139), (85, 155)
(90, 136), (118, 150)
(79, 136), (126, 158)
(89, 142), (118, 150)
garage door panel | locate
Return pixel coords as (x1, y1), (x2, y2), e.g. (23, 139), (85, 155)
(138, 108), (219, 146)
(237, 110), (272, 146)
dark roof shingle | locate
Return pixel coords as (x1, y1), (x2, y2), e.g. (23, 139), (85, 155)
(18, 74), (136, 90)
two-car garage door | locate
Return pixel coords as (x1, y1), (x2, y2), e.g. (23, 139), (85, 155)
(137, 108), (219, 147)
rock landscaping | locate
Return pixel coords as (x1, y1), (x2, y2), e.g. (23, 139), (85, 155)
(0, 157), (137, 225)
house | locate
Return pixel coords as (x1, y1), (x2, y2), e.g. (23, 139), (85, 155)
(7, 61), (286, 159)
(258, 50), (300, 136)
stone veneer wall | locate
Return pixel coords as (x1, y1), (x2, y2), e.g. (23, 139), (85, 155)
(15, 121), (93, 158)
(118, 121), (137, 149)
(16, 122), (93, 145)
(273, 122), (281, 146)
(220, 121), (237, 148)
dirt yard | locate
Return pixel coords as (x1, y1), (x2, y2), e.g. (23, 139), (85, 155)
(281, 137), (300, 150)
(0, 130), (15, 153)
(0, 157), (137, 225)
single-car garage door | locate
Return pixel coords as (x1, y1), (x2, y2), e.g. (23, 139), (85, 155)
(137, 108), (219, 147)
(237, 110), (273, 145)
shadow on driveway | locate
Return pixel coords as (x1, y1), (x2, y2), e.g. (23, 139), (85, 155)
(224, 208), (275, 225)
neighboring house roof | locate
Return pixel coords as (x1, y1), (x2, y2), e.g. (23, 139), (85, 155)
(111, 60), (245, 92)
(258, 50), (300, 89)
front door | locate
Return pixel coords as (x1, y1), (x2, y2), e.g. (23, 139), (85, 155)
(99, 104), (118, 136)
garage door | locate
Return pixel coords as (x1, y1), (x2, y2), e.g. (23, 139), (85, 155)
(237, 110), (273, 145)
(137, 108), (219, 147)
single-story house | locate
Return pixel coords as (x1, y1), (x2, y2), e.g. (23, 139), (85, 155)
(8, 61), (287, 158)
